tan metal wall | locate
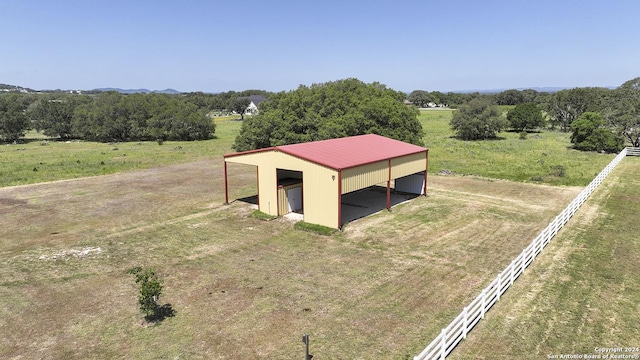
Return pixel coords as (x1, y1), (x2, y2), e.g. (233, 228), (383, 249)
(391, 151), (427, 179)
(341, 160), (388, 194)
(277, 183), (303, 215)
(341, 151), (427, 194)
(225, 149), (427, 228)
(226, 151), (340, 228)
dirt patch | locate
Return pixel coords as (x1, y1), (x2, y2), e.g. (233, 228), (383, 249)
(37, 247), (104, 261)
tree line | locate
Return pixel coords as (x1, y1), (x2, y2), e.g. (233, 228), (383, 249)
(410, 77), (640, 152)
(2, 77), (638, 153)
(0, 89), (270, 143)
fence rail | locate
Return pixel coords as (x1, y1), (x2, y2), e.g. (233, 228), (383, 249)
(414, 147), (629, 360)
(627, 146), (640, 156)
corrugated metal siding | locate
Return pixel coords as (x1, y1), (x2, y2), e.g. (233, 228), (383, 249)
(391, 152), (427, 179)
(227, 151), (339, 228)
(277, 183), (302, 215)
(277, 187), (287, 215)
(395, 173), (425, 194)
(224, 150), (277, 166)
(341, 160), (388, 194)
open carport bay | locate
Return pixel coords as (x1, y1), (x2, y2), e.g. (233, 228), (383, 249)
(341, 185), (419, 225)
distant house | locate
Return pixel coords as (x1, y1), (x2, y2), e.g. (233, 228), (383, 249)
(245, 95), (267, 115)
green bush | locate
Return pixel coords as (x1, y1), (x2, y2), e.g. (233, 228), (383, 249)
(450, 97), (507, 140)
(127, 266), (164, 321)
(570, 112), (624, 153)
(549, 165), (566, 177)
(294, 221), (336, 235)
(250, 210), (278, 221)
(519, 131), (528, 140)
(507, 103), (545, 132)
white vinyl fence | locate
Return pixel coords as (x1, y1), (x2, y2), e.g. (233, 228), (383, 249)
(627, 146), (640, 156)
(414, 147), (630, 360)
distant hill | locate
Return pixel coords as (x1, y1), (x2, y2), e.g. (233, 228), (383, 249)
(451, 87), (564, 94)
(0, 83), (182, 94)
(452, 86), (616, 94)
(92, 88), (181, 94)
(0, 83), (37, 93)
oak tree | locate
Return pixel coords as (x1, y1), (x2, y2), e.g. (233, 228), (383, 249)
(450, 97), (507, 140)
(507, 102), (545, 132)
(232, 78), (423, 151)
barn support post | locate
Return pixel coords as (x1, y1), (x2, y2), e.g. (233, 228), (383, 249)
(423, 150), (429, 196)
(224, 160), (229, 204)
(337, 170), (342, 229)
(386, 159), (391, 210)
(256, 166), (260, 208)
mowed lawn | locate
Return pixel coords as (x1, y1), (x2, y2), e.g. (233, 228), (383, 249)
(449, 157), (640, 360)
(0, 111), (636, 359)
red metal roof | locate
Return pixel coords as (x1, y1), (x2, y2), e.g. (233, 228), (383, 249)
(225, 134), (427, 170)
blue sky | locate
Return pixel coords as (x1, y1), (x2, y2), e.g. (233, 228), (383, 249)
(1, 0), (638, 93)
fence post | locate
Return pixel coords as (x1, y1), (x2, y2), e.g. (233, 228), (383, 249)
(440, 328), (447, 360)
(481, 288), (486, 319)
(462, 306), (468, 339)
(510, 260), (515, 286)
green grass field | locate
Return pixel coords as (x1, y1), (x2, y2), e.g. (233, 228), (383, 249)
(0, 111), (615, 187)
(419, 110), (615, 186)
(0, 121), (241, 187)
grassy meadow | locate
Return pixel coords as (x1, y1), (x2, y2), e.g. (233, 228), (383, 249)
(419, 109), (615, 186)
(0, 110), (616, 187)
(1, 109), (637, 359)
(0, 119), (242, 187)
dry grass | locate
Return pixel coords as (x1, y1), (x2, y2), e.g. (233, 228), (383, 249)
(448, 158), (640, 360)
(0, 155), (585, 359)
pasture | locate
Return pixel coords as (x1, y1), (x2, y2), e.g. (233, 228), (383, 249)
(0, 111), (637, 359)
(0, 111), (615, 187)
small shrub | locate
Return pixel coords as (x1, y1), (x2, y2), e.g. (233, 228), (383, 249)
(530, 175), (544, 182)
(519, 131), (528, 140)
(294, 221), (336, 236)
(127, 266), (174, 322)
(250, 210), (277, 221)
(549, 165), (566, 177)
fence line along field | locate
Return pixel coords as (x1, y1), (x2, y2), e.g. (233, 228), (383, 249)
(446, 157), (640, 360)
(414, 149), (636, 360)
(0, 112), (635, 358)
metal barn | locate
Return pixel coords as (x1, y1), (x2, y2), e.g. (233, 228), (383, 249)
(223, 134), (428, 229)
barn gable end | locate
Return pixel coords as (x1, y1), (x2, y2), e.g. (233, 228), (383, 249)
(224, 134), (428, 229)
